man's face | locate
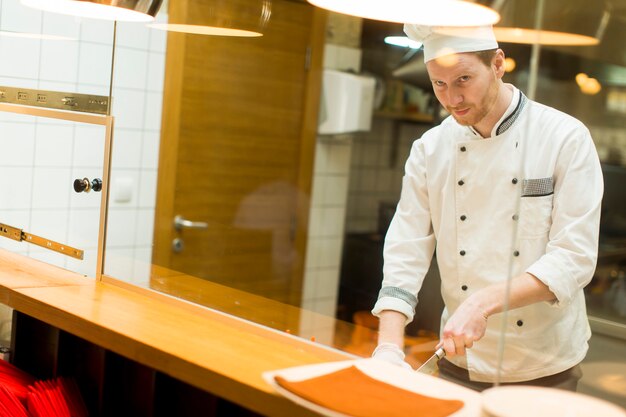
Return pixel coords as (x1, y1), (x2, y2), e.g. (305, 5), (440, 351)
(426, 52), (501, 127)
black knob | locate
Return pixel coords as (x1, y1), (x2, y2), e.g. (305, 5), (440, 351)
(74, 178), (89, 193)
(91, 178), (102, 192)
(73, 178), (102, 193)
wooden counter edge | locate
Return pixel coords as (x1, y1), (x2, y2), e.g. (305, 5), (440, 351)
(0, 254), (353, 417)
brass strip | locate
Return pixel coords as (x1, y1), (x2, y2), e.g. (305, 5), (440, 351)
(0, 222), (84, 260)
(22, 232), (84, 260)
(96, 116), (115, 280)
(0, 86), (108, 115)
(0, 223), (23, 241)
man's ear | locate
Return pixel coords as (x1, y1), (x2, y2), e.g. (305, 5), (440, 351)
(493, 49), (506, 79)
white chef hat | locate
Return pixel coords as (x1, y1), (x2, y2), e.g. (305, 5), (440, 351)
(404, 24), (498, 63)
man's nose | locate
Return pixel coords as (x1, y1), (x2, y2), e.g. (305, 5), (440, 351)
(446, 86), (463, 106)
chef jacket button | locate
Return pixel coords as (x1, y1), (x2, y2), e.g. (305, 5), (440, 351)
(460, 146), (467, 152)
(460, 250), (466, 256)
(516, 320), (524, 327)
(461, 285), (468, 291)
(513, 250), (520, 256)
(458, 180), (465, 186)
(512, 214), (519, 221)
(460, 215), (467, 221)
(512, 178), (518, 184)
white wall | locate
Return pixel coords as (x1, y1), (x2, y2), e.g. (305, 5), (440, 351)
(0, 0), (167, 284)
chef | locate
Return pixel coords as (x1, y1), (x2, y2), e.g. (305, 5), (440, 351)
(371, 24), (603, 391)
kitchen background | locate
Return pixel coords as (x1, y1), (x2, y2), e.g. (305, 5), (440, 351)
(0, 0), (624, 407)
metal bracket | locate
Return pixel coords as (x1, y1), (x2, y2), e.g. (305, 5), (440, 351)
(0, 222), (84, 260)
(0, 86), (109, 115)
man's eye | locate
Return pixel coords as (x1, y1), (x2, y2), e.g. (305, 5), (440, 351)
(459, 76), (470, 82)
(434, 81), (445, 87)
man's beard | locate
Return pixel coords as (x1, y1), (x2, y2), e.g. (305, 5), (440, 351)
(448, 82), (499, 127)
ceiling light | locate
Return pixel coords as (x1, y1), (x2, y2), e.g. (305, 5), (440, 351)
(148, 24), (262, 37)
(307, 0), (500, 26)
(504, 57), (516, 72)
(492, 0), (606, 46)
(576, 72), (602, 95)
(20, 0), (162, 22)
(384, 36), (422, 49)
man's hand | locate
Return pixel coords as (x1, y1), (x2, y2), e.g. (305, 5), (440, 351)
(372, 343), (413, 370)
(440, 296), (488, 356)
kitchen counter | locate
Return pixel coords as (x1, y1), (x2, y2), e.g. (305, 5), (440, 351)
(0, 249), (354, 416)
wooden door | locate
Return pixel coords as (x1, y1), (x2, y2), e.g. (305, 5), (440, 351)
(153, 0), (326, 307)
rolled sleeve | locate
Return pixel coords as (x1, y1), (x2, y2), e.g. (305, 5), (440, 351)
(371, 140), (436, 322)
(526, 127), (602, 307)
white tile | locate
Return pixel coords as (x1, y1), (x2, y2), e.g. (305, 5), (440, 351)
(108, 170), (140, 208)
(0, 122), (35, 166)
(326, 142), (352, 175)
(39, 39), (79, 83)
(319, 237), (341, 268)
(111, 129), (142, 169)
(148, 24), (167, 53)
(321, 206), (346, 237)
(0, 77), (38, 91)
(42, 12), (81, 38)
(79, 19), (115, 45)
(313, 141), (329, 174)
(0, 168), (32, 209)
(316, 268), (339, 299)
(111, 88), (145, 129)
(105, 209), (136, 247)
(146, 52), (165, 92)
(34, 124), (74, 167)
(304, 237), (322, 269)
(29, 209), (68, 243)
(73, 125), (106, 168)
(307, 207), (324, 237)
(31, 167), (71, 209)
(144, 91), (163, 131)
(310, 175), (326, 207)
(0, 37), (41, 79)
(141, 131), (160, 169)
(115, 21), (150, 50)
(77, 42), (113, 87)
(112, 47), (148, 89)
(67, 208), (100, 249)
(65, 249), (97, 277)
(75, 84), (110, 96)
(27, 249), (66, 269)
(134, 208), (155, 246)
(131, 251), (153, 287)
(301, 269), (318, 300)
(36, 80), (75, 95)
(323, 175), (349, 207)
(0, 0), (43, 33)
(102, 247), (135, 279)
(138, 170), (157, 208)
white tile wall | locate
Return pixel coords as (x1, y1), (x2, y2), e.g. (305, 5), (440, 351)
(0, 0), (168, 282)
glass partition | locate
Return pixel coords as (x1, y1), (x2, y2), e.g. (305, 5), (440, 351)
(0, 0), (623, 410)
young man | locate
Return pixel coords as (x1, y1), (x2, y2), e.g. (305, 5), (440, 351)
(371, 25), (603, 391)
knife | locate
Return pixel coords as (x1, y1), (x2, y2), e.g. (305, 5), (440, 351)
(416, 347), (446, 375)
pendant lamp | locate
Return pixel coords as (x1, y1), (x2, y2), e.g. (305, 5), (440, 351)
(307, 0), (500, 26)
(491, 0), (609, 45)
(20, 0), (163, 22)
(148, 0), (271, 37)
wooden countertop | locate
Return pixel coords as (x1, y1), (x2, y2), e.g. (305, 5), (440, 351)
(0, 249), (353, 417)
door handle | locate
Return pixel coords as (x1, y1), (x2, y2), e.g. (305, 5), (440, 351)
(174, 215), (208, 231)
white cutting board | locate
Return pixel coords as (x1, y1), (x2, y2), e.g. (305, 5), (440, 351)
(262, 358), (482, 417)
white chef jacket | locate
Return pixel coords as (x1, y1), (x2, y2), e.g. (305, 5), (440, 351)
(372, 85), (603, 383)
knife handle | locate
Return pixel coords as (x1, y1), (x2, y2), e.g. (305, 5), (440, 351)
(434, 347), (446, 360)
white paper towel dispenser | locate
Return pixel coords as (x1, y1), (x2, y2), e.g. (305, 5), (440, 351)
(318, 69), (376, 135)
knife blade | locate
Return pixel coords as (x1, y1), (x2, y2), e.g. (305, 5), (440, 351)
(416, 347), (446, 375)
